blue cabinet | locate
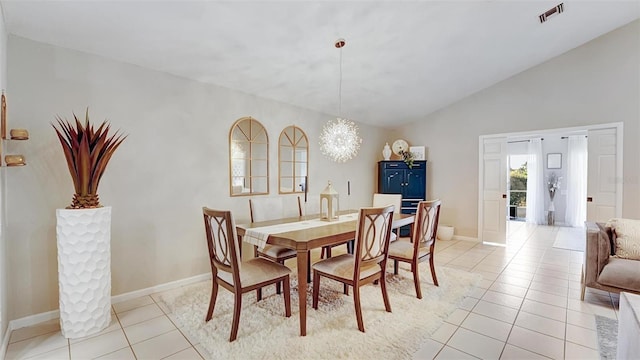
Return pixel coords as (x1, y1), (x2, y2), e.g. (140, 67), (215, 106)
(378, 161), (427, 236)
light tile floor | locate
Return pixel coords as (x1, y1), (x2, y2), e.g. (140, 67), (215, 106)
(6, 222), (615, 359)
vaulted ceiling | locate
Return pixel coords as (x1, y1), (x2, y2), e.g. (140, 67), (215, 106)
(2, 1), (638, 127)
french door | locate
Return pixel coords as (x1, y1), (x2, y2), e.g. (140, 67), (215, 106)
(478, 137), (507, 244)
(587, 127), (622, 222)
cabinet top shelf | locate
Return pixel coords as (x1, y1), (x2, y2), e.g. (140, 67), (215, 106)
(378, 160), (426, 163)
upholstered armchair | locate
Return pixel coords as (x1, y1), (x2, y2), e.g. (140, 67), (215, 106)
(582, 221), (640, 300)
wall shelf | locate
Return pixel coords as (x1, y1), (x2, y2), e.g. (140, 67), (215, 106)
(0, 90), (28, 166)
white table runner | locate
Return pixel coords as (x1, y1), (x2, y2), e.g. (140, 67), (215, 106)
(244, 213), (358, 249)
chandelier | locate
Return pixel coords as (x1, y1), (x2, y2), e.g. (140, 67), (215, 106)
(319, 38), (362, 163)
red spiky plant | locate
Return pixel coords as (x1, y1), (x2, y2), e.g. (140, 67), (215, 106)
(52, 110), (126, 209)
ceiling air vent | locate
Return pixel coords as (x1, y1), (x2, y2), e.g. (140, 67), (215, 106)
(539, 3), (564, 23)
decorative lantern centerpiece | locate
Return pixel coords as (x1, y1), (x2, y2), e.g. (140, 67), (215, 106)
(320, 181), (339, 221)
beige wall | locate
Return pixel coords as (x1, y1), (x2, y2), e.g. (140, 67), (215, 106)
(394, 20), (640, 237)
(5, 36), (386, 320)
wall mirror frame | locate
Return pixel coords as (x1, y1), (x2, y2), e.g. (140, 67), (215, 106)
(278, 125), (308, 194)
(229, 117), (269, 196)
(547, 153), (562, 169)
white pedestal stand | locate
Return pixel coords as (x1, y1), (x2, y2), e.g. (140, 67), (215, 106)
(56, 206), (112, 338)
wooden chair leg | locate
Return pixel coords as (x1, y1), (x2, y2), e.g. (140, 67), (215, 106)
(276, 260), (284, 294)
(353, 285), (365, 332)
(283, 276), (291, 317)
(229, 291), (242, 342)
(312, 271), (321, 309)
(255, 247), (262, 300)
(206, 279), (219, 321)
(307, 253), (312, 283)
(393, 259), (399, 275)
(413, 262), (422, 299)
(429, 255), (439, 287)
(380, 272), (392, 312)
(343, 284), (349, 295)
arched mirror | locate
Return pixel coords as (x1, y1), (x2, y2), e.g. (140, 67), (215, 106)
(279, 125), (308, 194)
(229, 117), (269, 196)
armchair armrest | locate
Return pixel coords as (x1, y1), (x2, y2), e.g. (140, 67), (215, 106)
(584, 222), (612, 286)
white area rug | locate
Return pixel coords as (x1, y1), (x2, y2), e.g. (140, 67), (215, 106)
(160, 266), (481, 359)
(552, 226), (585, 252)
(595, 315), (618, 360)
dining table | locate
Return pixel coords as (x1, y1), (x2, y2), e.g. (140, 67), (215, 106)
(236, 210), (415, 336)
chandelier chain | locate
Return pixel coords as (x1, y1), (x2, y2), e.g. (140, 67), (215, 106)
(338, 46), (342, 116)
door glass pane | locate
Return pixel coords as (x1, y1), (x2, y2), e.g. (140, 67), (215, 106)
(508, 155), (528, 221)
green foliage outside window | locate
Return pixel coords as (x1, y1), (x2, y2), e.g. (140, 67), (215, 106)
(510, 163), (527, 207)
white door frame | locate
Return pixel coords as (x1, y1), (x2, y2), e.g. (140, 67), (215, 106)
(478, 122), (623, 243)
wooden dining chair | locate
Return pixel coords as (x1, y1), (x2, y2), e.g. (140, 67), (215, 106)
(251, 196), (333, 285)
(249, 196), (300, 264)
(202, 207), (291, 342)
(249, 196), (300, 298)
(312, 205), (395, 332)
(388, 199), (441, 299)
(373, 193), (403, 241)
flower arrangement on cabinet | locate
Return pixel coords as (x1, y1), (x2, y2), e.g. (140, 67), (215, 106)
(399, 150), (415, 168)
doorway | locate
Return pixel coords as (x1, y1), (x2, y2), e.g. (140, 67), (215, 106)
(478, 123), (623, 245)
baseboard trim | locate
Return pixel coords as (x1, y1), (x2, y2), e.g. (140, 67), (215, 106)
(111, 273), (211, 304)
(7, 272), (212, 332)
(452, 235), (479, 242)
(8, 309), (60, 333)
(0, 324), (11, 360)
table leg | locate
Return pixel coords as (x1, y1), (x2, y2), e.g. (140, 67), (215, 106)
(296, 250), (308, 336)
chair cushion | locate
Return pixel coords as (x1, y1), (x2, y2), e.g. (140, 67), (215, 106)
(259, 245), (297, 259)
(218, 258), (290, 288)
(312, 254), (381, 281)
(598, 257), (640, 292)
(609, 218), (640, 260)
(388, 238), (430, 260)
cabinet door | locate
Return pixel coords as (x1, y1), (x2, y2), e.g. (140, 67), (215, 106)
(404, 168), (426, 199)
(382, 169), (404, 194)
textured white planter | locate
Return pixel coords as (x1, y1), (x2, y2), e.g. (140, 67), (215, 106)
(56, 206), (112, 339)
(437, 225), (454, 241)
